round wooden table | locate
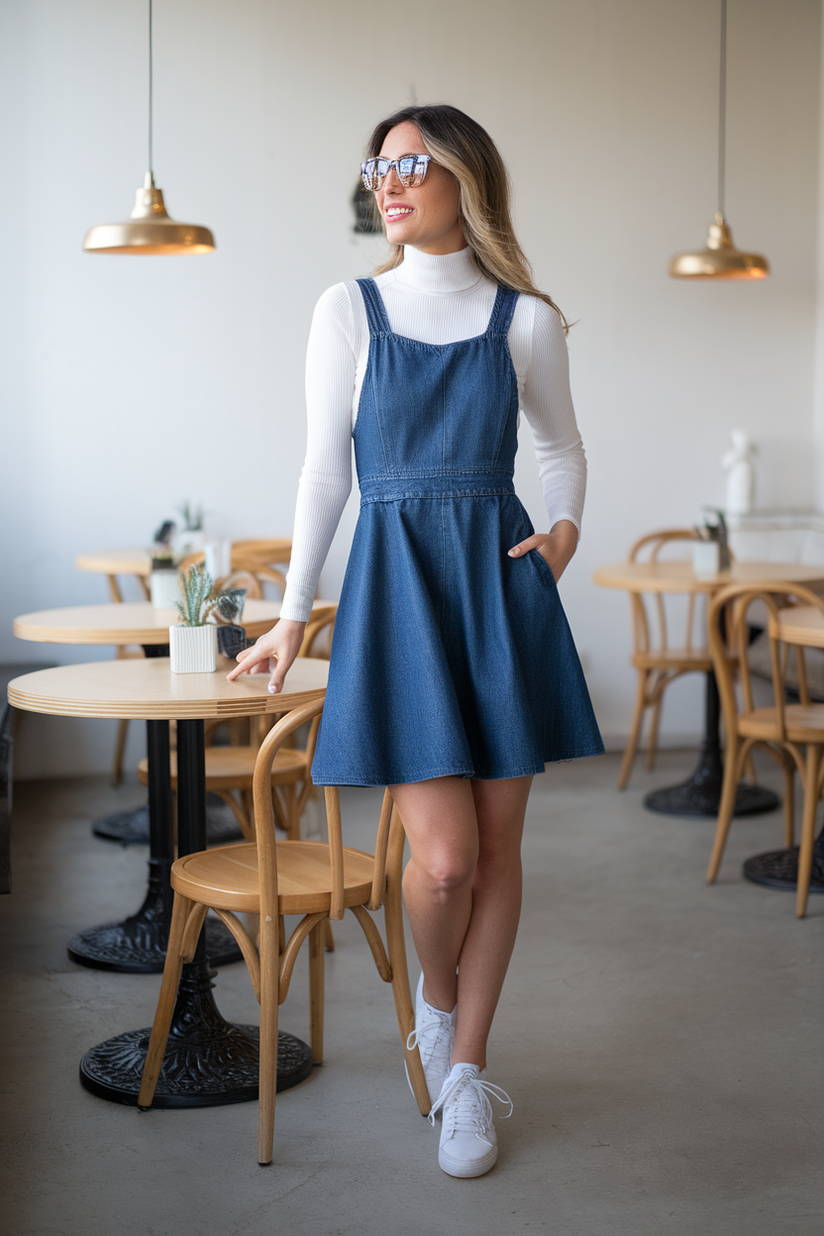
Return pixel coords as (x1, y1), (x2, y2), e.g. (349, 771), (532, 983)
(76, 541), (293, 602)
(739, 603), (824, 897)
(13, 599), (291, 646)
(12, 600), (332, 968)
(8, 656), (328, 1107)
(594, 560), (824, 816)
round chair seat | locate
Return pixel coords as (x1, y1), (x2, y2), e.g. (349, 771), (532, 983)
(137, 745), (308, 790)
(171, 840), (376, 915)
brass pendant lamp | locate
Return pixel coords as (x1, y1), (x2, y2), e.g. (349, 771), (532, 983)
(669, 0), (768, 280)
(83, 0), (215, 256)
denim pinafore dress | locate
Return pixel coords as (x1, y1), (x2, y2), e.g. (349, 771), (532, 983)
(310, 278), (603, 786)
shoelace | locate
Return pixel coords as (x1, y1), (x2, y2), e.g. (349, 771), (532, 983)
(428, 1069), (513, 1141)
(407, 1006), (455, 1067)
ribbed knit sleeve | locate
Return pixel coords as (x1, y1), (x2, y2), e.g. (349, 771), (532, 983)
(519, 299), (587, 538)
(278, 284), (356, 622)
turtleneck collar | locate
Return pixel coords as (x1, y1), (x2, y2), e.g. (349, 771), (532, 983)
(394, 245), (482, 294)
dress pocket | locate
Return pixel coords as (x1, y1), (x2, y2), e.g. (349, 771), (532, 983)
(528, 547), (557, 587)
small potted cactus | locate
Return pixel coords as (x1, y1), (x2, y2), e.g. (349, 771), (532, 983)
(693, 509), (731, 576)
(169, 563), (231, 673)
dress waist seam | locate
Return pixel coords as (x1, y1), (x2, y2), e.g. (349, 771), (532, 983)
(360, 488), (516, 506)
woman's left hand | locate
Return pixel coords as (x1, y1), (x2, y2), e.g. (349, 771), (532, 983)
(507, 519), (579, 583)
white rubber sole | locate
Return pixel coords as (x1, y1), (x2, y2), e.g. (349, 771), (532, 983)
(438, 1140), (498, 1178)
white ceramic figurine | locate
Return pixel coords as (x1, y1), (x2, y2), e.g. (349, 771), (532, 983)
(722, 429), (756, 514)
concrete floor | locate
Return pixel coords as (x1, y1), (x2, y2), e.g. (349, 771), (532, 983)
(1, 750), (822, 1236)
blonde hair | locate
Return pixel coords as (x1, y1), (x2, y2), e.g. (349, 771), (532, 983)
(366, 104), (568, 334)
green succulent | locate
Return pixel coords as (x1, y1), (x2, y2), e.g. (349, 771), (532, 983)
(175, 563), (224, 627)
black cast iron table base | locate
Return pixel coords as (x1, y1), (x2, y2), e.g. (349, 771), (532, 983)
(644, 669), (780, 818)
(644, 742), (779, 817)
(66, 856), (241, 971)
(743, 824), (824, 894)
(92, 799), (243, 847)
(79, 959), (313, 1107)
(81, 717), (313, 1106)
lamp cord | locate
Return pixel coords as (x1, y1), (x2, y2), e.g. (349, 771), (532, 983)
(148, 0), (153, 180)
(718, 0), (726, 217)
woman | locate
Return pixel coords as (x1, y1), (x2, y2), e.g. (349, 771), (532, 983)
(228, 104), (602, 1178)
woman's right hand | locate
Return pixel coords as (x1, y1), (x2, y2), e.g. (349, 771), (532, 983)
(225, 618), (307, 694)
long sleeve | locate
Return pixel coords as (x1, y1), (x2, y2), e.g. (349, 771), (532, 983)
(279, 285), (356, 621)
(519, 299), (587, 537)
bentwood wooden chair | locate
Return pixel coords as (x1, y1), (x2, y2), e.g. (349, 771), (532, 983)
(137, 697), (429, 1163)
(617, 529), (716, 789)
(707, 582), (824, 917)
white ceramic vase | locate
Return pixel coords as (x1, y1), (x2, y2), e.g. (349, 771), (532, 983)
(150, 569), (181, 609)
(169, 623), (217, 673)
(692, 541), (720, 576)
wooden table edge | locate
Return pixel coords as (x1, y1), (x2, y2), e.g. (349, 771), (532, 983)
(7, 680), (327, 721)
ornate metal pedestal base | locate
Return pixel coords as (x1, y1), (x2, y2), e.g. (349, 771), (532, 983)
(66, 859), (242, 972)
(79, 960), (313, 1106)
(743, 843), (824, 894)
(93, 800), (243, 846)
(644, 745), (779, 818)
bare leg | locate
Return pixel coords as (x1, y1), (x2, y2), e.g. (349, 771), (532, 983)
(390, 773), (532, 1072)
(390, 777), (478, 1015)
(453, 776), (530, 1068)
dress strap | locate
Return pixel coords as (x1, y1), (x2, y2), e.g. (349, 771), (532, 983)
(487, 286), (520, 337)
(356, 278), (392, 337)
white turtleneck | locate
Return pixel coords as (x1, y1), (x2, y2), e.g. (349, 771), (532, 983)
(279, 246), (587, 622)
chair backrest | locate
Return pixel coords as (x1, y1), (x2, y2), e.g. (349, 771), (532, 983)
(252, 697), (334, 920)
(708, 581), (824, 744)
(218, 562), (287, 600)
(299, 606), (337, 660)
(177, 540), (291, 599)
(251, 695), (397, 927)
(627, 528), (705, 655)
(230, 539), (291, 566)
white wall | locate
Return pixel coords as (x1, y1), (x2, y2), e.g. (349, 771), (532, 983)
(1, 0), (820, 777)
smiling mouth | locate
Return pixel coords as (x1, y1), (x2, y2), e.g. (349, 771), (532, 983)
(385, 206), (415, 220)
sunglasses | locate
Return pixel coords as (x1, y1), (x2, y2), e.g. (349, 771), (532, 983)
(360, 154), (432, 192)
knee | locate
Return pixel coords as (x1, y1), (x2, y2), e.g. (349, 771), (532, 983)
(409, 852), (476, 902)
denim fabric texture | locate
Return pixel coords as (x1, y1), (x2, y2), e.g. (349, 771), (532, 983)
(311, 279), (604, 786)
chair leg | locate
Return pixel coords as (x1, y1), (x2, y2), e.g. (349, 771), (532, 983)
(138, 893), (192, 1109)
(384, 809), (429, 1116)
(743, 750), (758, 784)
(617, 671), (649, 790)
(644, 676), (665, 772)
(797, 745), (822, 918)
(308, 919), (325, 1063)
(258, 904), (280, 1166)
(324, 919), (335, 952)
(706, 737), (745, 884)
(111, 718), (129, 786)
(782, 756), (796, 849)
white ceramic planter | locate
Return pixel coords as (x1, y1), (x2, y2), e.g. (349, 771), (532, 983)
(169, 623), (217, 673)
(150, 569), (181, 609)
(692, 541), (721, 576)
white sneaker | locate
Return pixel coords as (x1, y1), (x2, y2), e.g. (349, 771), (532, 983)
(428, 1063), (513, 1178)
(406, 973), (457, 1106)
